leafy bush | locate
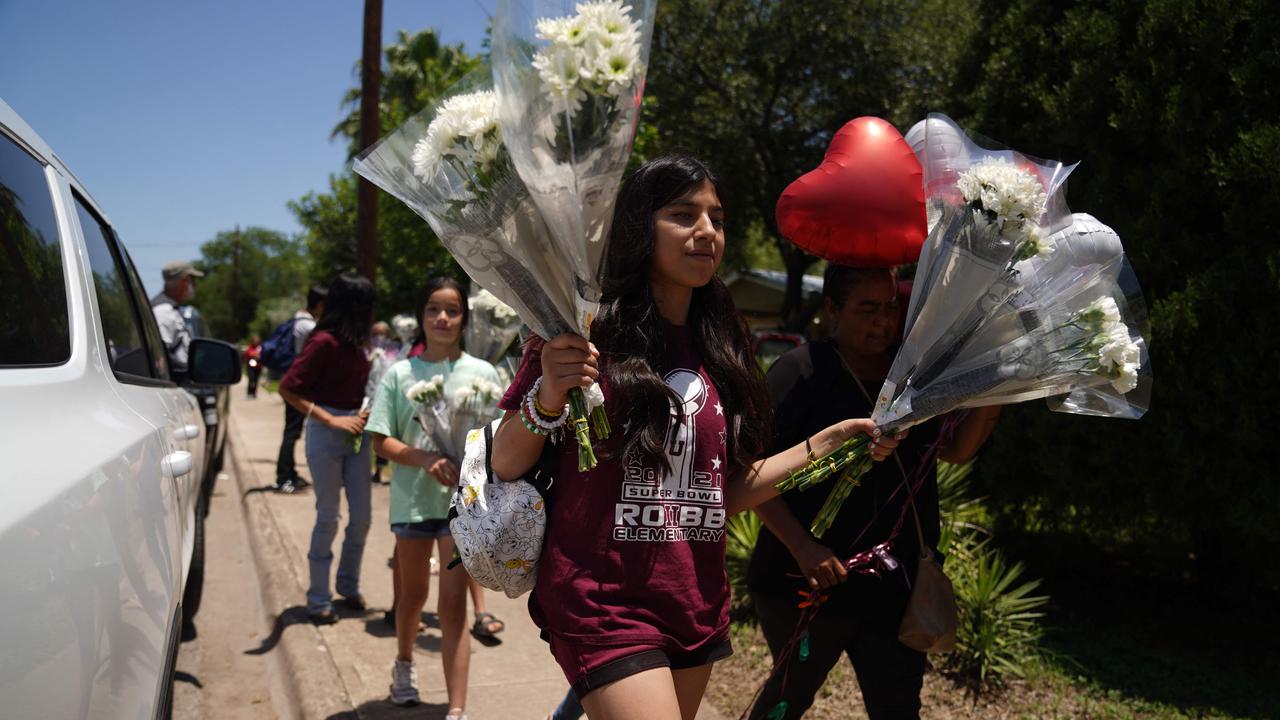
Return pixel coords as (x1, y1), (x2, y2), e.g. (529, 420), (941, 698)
(726, 510), (762, 617)
(944, 532), (1049, 693)
(938, 461), (1049, 693)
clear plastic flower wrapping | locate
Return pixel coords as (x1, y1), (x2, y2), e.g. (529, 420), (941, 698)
(873, 113), (1152, 431)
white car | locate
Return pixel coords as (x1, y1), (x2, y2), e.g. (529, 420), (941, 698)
(0, 97), (240, 719)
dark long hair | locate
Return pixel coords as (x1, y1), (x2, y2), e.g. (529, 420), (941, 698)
(592, 154), (772, 472)
(311, 272), (374, 347)
(411, 277), (469, 349)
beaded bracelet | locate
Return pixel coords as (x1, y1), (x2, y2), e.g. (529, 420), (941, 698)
(523, 378), (569, 436)
(521, 398), (565, 442)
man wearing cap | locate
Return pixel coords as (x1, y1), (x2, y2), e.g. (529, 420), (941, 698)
(151, 260), (204, 374)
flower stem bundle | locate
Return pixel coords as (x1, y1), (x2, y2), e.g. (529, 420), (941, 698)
(566, 386), (597, 470)
(777, 433), (873, 494)
(810, 454), (874, 538)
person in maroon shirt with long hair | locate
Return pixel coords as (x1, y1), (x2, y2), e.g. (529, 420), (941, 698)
(279, 272), (374, 624)
(491, 155), (904, 720)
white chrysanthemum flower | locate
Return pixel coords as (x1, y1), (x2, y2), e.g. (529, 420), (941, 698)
(407, 378), (444, 403)
(533, 0), (640, 109)
(956, 158), (1048, 232)
(410, 90), (500, 181)
(592, 38), (640, 96)
(532, 45), (587, 113)
(578, 1), (639, 39)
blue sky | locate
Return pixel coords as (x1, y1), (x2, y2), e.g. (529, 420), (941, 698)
(0, 0), (492, 295)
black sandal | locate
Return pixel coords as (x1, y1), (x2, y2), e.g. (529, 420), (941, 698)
(309, 609), (338, 625)
(339, 594), (367, 612)
(470, 611), (505, 639)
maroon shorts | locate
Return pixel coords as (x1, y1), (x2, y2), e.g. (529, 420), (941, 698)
(548, 635), (734, 700)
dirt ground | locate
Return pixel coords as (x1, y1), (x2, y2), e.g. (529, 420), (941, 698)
(705, 624), (1172, 720)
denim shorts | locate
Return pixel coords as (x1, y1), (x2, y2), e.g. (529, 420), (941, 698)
(391, 519), (452, 539)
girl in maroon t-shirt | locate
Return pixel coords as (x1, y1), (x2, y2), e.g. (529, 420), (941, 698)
(490, 155), (903, 719)
(279, 272), (374, 625)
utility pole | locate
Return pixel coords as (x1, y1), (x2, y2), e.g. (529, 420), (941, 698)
(356, 0), (383, 282)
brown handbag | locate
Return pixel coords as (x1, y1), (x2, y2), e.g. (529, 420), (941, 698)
(896, 486), (958, 653)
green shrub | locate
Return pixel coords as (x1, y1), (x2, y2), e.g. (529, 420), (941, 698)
(726, 511), (763, 617)
(945, 534), (1049, 692)
(937, 459), (988, 557)
(939, 462), (1050, 693)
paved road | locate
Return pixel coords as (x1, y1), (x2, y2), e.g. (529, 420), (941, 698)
(172, 467), (288, 719)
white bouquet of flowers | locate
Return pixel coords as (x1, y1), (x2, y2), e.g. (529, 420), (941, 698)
(355, 64), (617, 470)
(485, 0), (656, 467)
(465, 287), (523, 367)
(406, 375), (504, 464)
(780, 114), (1152, 537)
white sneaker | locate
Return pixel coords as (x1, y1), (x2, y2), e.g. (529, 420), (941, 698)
(389, 660), (419, 706)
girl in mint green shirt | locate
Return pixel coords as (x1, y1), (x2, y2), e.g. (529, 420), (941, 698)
(368, 278), (500, 717)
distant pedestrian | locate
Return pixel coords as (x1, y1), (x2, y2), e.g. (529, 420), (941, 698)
(278, 273), (375, 625)
(367, 277), (500, 716)
(392, 313), (418, 357)
(243, 334), (262, 398)
(366, 321), (398, 485)
(272, 285), (327, 493)
(150, 260), (204, 374)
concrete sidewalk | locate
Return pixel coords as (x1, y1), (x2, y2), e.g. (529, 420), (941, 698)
(229, 386), (725, 720)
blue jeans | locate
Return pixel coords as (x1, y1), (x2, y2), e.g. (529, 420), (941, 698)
(304, 407), (372, 613)
(552, 688), (584, 720)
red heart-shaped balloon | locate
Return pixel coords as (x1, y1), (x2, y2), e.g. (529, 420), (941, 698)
(776, 117), (926, 267)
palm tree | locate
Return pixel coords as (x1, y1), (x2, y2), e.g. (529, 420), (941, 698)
(334, 29), (481, 157)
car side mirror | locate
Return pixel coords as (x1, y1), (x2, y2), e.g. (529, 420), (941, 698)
(188, 338), (242, 385)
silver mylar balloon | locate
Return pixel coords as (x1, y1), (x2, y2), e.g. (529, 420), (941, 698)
(905, 117), (970, 233)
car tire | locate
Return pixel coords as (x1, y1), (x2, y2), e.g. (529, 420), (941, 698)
(203, 441), (225, 511)
(181, 490), (207, 626)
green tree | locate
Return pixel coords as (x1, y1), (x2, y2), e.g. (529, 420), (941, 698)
(190, 226), (306, 342)
(334, 29), (481, 154)
(644, 0), (975, 329)
(950, 0), (1280, 586)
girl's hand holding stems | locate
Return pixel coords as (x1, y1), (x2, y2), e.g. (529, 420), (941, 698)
(369, 434), (461, 487)
(536, 334), (600, 412)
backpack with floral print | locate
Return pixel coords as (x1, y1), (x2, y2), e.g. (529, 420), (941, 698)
(447, 419), (553, 598)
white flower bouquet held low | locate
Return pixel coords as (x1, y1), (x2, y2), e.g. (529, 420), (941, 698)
(465, 287), (524, 367)
(405, 375), (503, 464)
(779, 114), (1152, 538)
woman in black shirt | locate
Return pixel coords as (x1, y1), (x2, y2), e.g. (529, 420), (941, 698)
(746, 264), (1000, 719)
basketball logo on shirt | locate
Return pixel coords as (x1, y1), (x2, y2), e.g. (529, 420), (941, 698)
(614, 368), (726, 543)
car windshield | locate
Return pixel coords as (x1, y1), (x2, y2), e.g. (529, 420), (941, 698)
(0, 132), (71, 367)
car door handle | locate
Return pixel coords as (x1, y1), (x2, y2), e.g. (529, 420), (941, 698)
(174, 424), (200, 441)
(163, 451), (193, 479)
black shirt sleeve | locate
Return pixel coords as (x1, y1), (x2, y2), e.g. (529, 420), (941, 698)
(764, 344), (817, 453)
